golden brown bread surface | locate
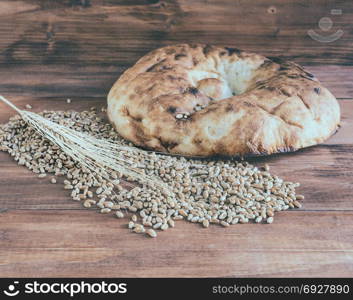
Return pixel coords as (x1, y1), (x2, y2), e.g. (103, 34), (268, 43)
(107, 44), (340, 157)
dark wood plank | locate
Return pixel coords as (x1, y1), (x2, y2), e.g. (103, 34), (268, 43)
(0, 210), (352, 277)
(0, 0), (352, 98)
(0, 0), (352, 280)
(1, 98), (352, 210)
(1, 0), (352, 66)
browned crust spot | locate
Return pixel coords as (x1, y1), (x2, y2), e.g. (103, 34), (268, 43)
(175, 53), (187, 60)
(280, 88), (291, 97)
(203, 44), (213, 56)
(225, 103), (234, 112)
(243, 101), (255, 108)
(268, 56), (284, 64)
(185, 86), (199, 95)
(260, 60), (274, 68)
(224, 47), (242, 56)
(297, 94), (311, 110)
(167, 106), (177, 113)
(192, 57), (199, 65)
(314, 87), (321, 94)
(146, 59), (167, 72)
(158, 137), (178, 151)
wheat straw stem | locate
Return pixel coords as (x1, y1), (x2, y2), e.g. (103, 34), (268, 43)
(0, 95), (23, 114)
(0, 95), (206, 163)
(0, 95), (172, 195)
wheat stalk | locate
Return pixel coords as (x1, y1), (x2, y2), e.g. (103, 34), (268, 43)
(0, 95), (172, 195)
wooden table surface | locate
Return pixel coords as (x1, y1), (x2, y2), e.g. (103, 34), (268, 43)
(0, 0), (353, 277)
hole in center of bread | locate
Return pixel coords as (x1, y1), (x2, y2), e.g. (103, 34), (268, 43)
(189, 59), (260, 101)
(196, 78), (234, 101)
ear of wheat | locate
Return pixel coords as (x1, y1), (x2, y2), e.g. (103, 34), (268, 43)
(0, 95), (172, 195)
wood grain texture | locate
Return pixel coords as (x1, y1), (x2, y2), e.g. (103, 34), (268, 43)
(0, 0), (352, 98)
(0, 97), (352, 277)
(0, 0), (352, 65)
(1, 210), (353, 277)
(0, 0), (352, 278)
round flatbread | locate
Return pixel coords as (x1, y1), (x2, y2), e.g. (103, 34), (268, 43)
(107, 44), (340, 157)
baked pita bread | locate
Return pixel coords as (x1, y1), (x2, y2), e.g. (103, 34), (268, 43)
(107, 44), (340, 157)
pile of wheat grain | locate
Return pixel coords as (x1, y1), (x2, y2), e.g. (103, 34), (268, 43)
(0, 108), (303, 238)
